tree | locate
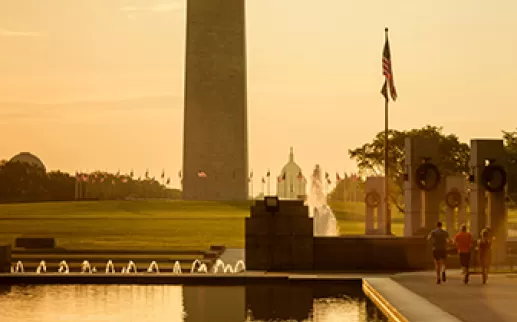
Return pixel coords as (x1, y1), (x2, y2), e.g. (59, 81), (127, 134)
(348, 125), (470, 213)
(503, 130), (517, 204)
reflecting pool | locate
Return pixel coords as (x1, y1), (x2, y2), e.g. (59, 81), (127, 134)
(0, 282), (386, 322)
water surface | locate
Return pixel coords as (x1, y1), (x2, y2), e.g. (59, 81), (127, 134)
(0, 283), (386, 322)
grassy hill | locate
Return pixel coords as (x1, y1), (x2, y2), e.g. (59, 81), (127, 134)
(0, 200), (513, 250)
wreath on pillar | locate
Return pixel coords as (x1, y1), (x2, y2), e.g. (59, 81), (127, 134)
(415, 163), (441, 191)
(365, 191), (381, 208)
(481, 164), (507, 193)
(445, 189), (462, 209)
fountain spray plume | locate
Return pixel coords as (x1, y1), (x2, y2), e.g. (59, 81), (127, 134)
(308, 164), (327, 214)
(307, 164), (339, 236)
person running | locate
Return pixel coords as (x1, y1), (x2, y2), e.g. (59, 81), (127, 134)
(478, 228), (492, 284)
(428, 221), (452, 284)
(454, 225), (473, 284)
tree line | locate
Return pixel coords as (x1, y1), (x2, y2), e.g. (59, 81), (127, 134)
(346, 125), (517, 212)
(0, 160), (181, 203)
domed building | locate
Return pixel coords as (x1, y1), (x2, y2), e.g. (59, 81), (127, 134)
(277, 147), (306, 200)
(9, 152), (46, 171)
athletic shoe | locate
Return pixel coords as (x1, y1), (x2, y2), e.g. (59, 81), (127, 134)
(442, 271), (447, 282)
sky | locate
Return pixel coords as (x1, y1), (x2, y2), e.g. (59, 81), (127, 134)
(0, 0), (516, 192)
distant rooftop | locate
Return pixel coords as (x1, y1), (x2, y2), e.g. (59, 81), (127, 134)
(9, 152), (46, 171)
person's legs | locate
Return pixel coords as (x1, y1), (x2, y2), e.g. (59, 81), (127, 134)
(460, 252), (471, 283)
(433, 250), (441, 284)
(441, 256), (447, 282)
(480, 254), (488, 284)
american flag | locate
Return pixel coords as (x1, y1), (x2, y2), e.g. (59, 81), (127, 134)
(166, 178), (170, 185)
(197, 171), (207, 178)
(382, 29), (397, 101)
(261, 177), (265, 184)
(161, 170), (165, 179)
(266, 170), (270, 177)
(336, 173), (341, 181)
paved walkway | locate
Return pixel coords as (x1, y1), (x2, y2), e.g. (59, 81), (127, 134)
(391, 271), (517, 322)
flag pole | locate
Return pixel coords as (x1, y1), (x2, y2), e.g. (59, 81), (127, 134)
(384, 27), (392, 235)
(267, 169), (270, 196)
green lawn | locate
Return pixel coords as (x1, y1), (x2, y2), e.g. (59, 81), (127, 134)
(0, 200), (513, 250)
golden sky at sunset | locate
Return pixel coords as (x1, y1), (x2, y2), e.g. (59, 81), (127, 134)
(0, 0), (516, 192)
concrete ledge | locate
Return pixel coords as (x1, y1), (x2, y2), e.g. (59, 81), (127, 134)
(0, 273), (363, 286)
(363, 278), (461, 322)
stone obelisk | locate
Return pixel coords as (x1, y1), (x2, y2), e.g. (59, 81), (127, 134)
(182, 0), (248, 200)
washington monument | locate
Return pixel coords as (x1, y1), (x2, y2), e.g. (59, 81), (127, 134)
(182, 0), (248, 200)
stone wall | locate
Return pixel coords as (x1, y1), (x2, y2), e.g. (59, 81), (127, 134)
(245, 200), (313, 270)
(313, 237), (435, 271)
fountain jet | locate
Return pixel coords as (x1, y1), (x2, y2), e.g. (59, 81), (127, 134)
(147, 261), (160, 273)
(58, 260), (69, 274)
(81, 260), (93, 274)
(106, 260), (116, 274)
(36, 260), (47, 274)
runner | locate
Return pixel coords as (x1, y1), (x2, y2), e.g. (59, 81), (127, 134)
(454, 225), (473, 284)
(428, 221), (452, 284)
(478, 228), (492, 284)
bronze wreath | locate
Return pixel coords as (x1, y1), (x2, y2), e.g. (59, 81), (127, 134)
(445, 189), (462, 209)
(481, 164), (507, 193)
(365, 191), (381, 208)
(415, 163), (441, 191)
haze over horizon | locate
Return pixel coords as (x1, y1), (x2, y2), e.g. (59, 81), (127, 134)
(1, 0), (516, 192)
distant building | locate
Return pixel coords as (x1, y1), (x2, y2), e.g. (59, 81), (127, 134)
(9, 152), (46, 171)
(277, 147), (306, 199)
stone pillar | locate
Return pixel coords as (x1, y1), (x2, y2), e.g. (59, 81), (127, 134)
(245, 199), (313, 271)
(0, 245), (12, 273)
(445, 175), (467, 234)
(470, 139), (507, 264)
(404, 137), (442, 236)
(365, 177), (385, 235)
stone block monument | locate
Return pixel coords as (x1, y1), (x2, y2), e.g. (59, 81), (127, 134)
(245, 198), (313, 271)
(469, 139), (508, 263)
(0, 245), (11, 273)
(404, 137), (443, 237)
(364, 176), (386, 235)
(444, 175), (468, 233)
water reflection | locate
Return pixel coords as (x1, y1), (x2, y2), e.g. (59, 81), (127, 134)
(0, 283), (386, 322)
